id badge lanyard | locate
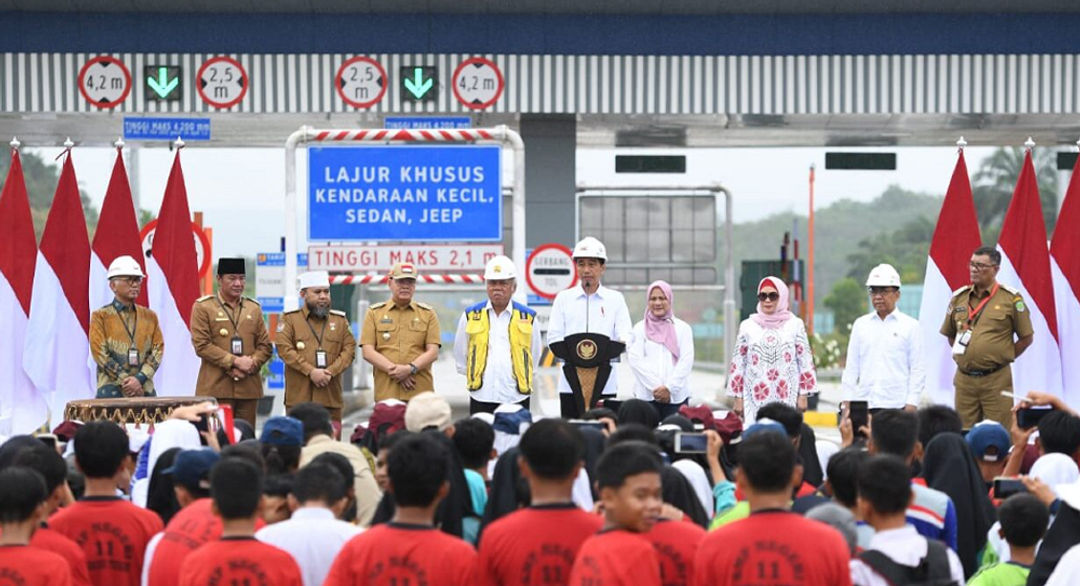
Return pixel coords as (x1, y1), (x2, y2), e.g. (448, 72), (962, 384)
(959, 283), (1000, 345)
(305, 317), (329, 369)
(217, 298), (244, 355)
(114, 306), (140, 367)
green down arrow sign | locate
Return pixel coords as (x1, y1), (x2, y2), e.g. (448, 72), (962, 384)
(400, 66), (437, 102)
(146, 65), (182, 101)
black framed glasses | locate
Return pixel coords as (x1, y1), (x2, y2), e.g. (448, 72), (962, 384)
(757, 292), (780, 302)
(969, 262), (998, 271)
(867, 286), (898, 296)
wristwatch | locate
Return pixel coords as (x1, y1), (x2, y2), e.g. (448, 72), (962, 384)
(408, 362), (418, 375)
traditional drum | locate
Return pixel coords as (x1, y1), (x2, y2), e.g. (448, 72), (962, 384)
(64, 396), (217, 426)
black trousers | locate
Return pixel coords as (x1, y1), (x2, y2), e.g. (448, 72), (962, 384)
(470, 396), (530, 415)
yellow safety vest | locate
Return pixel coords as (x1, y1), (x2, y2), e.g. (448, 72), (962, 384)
(464, 301), (535, 395)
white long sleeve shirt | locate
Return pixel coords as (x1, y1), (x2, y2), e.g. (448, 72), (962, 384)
(452, 300), (544, 404)
(627, 318), (695, 404)
(841, 308), (925, 409)
(546, 284), (633, 395)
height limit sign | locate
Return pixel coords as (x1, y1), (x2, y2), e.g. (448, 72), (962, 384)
(336, 56), (387, 109)
(197, 56), (248, 109)
(452, 57), (504, 110)
(78, 56), (132, 109)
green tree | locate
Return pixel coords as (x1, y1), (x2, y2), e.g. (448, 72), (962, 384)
(845, 215), (934, 285)
(972, 146), (1058, 243)
(823, 277), (867, 337)
(0, 150), (98, 240)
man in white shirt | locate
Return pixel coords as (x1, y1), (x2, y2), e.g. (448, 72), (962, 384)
(453, 255), (543, 414)
(546, 237), (633, 418)
(841, 263), (925, 414)
(256, 462), (360, 586)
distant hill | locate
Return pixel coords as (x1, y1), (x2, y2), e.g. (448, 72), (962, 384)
(728, 185), (944, 306)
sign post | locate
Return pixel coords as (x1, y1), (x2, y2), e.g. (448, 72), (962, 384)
(284, 126), (526, 312)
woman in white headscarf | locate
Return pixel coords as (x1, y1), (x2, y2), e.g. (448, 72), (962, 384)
(727, 276), (817, 424)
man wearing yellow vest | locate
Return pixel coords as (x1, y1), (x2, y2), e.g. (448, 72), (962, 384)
(453, 255), (543, 414)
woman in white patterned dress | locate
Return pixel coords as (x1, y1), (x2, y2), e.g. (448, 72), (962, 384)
(727, 276), (817, 424)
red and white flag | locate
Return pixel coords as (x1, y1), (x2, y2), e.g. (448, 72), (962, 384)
(0, 147), (47, 434)
(997, 149), (1063, 397)
(147, 151), (200, 395)
(23, 151), (94, 417)
(90, 147), (147, 312)
(918, 149), (982, 407)
(1051, 155), (1080, 406)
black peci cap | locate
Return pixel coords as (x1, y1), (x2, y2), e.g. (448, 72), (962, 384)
(216, 257), (246, 276)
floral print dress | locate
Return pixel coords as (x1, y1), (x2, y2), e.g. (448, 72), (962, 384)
(726, 317), (817, 424)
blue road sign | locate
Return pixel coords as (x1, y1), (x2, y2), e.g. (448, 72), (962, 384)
(384, 117), (471, 129)
(308, 145), (502, 242)
(123, 117), (211, 141)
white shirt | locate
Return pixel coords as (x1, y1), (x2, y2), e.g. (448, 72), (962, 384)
(849, 525), (966, 586)
(546, 284), (633, 395)
(841, 308), (925, 409)
(1046, 542), (1080, 585)
(627, 318), (695, 403)
(255, 506), (361, 586)
(140, 532), (164, 586)
(453, 300), (544, 404)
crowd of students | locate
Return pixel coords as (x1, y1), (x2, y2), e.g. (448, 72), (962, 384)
(2, 391), (1080, 585)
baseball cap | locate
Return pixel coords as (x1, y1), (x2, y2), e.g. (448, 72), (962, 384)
(729, 418), (786, 444)
(163, 449), (220, 490)
(404, 392), (452, 432)
(388, 262), (419, 280)
(260, 416), (304, 446)
(966, 420), (1011, 462)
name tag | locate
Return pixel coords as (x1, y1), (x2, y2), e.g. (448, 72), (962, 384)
(316, 349), (328, 369)
(952, 330), (971, 356)
(128, 348), (139, 367)
(231, 336), (244, 355)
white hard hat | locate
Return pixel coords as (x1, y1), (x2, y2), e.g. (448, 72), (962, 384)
(298, 270), (330, 290)
(107, 255), (144, 279)
(866, 263), (902, 288)
(572, 236), (607, 261)
(483, 255), (516, 280)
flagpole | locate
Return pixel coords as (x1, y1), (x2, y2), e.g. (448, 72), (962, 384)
(807, 164), (815, 337)
(10, 136), (19, 152)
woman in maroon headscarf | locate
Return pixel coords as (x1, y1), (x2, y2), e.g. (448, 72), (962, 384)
(628, 280), (695, 419)
(727, 276), (817, 423)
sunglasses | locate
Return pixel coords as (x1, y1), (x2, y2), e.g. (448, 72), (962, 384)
(757, 292), (780, 302)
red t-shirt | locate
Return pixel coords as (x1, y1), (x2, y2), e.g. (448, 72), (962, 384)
(693, 509), (852, 586)
(31, 525), (93, 586)
(569, 529), (662, 586)
(178, 536), (303, 586)
(324, 523), (477, 586)
(146, 498), (266, 586)
(646, 520), (707, 586)
(477, 503), (604, 586)
(49, 497), (164, 586)
(0, 544), (73, 585)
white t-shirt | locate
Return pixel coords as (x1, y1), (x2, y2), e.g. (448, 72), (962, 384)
(255, 506), (361, 586)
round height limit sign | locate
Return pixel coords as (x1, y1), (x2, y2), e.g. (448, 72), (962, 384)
(197, 56), (248, 109)
(78, 56), (132, 109)
(452, 57), (504, 110)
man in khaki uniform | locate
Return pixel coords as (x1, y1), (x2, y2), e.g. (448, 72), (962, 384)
(360, 262), (440, 401)
(941, 246), (1034, 428)
(275, 270), (356, 423)
(190, 257), (273, 425)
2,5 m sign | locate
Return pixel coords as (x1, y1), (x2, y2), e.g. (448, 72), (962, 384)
(308, 146), (502, 241)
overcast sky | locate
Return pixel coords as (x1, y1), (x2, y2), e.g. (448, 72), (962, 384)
(26, 143), (1010, 258)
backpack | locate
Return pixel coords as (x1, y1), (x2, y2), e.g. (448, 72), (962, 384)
(858, 539), (958, 586)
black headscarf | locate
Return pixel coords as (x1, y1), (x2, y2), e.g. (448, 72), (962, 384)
(618, 399), (660, 429)
(661, 466), (709, 528)
(579, 426), (606, 499)
(146, 447), (182, 525)
(798, 423), (824, 488)
(480, 447), (530, 532)
(1028, 502), (1080, 585)
(922, 432), (995, 578)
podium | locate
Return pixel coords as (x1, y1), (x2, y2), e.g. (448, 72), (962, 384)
(549, 333), (626, 418)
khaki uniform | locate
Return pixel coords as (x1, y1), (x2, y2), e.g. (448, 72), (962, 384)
(941, 283), (1034, 427)
(360, 299), (440, 401)
(190, 293), (273, 424)
(275, 306), (356, 421)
